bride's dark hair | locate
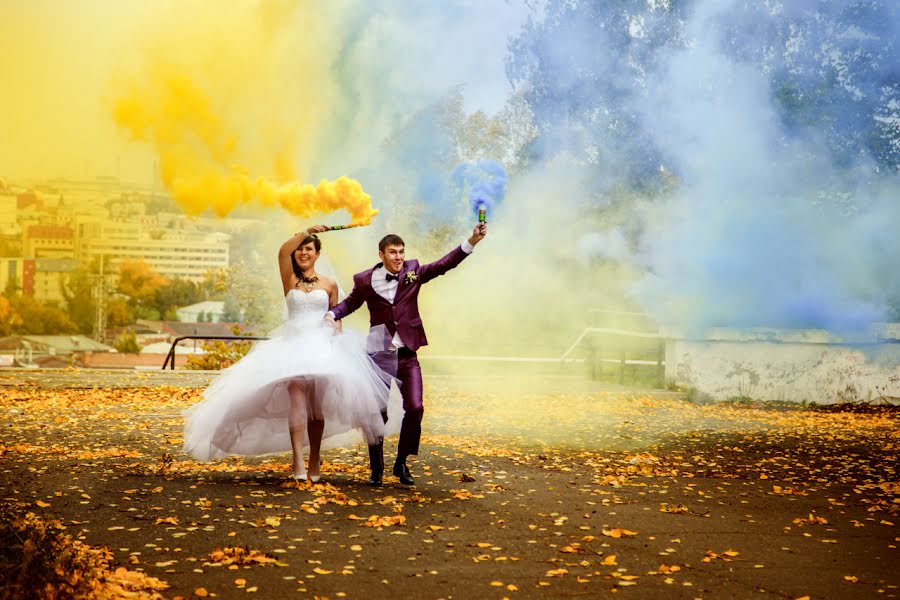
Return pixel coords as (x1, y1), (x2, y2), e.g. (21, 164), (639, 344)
(291, 234), (322, 279)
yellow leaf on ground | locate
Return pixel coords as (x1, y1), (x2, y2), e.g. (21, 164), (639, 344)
(363, 515), (406, 528)
(601, 555), (617, 566)
(194, 588), (208, 597)
(658, 564), (681, 574)
(313, 567), (333, 575)
(602, 528), (638, 538)
(35, 500), (50, 508)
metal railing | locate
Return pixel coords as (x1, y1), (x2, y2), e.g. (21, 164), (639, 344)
(161, 335), (269, 370)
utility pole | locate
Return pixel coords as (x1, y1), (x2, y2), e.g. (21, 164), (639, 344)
(91, 254), (108, 343)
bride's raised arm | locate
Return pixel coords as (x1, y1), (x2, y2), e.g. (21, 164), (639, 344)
(278, 225), (328, 294)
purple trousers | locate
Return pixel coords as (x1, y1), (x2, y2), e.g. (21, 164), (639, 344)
(372, 347), (424, 459)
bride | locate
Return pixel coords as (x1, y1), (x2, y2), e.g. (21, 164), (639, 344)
(183, 225), (394, 482)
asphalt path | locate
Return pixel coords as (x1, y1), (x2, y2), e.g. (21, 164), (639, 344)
(1, 370), (896, 599)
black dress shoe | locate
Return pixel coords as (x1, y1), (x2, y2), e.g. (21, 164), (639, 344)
(366, 470), (383, 487)
(393, 461), (415, 486)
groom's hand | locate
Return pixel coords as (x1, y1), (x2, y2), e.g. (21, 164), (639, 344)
(468, 222), (487, 246)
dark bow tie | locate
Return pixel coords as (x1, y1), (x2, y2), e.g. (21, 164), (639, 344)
(385, 273), (399, 282)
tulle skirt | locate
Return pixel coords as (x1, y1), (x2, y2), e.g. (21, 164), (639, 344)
(183, 319), (400, 461)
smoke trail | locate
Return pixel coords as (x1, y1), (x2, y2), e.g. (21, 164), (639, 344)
(632, 0), (900, 333)
(452, 160), (508, 220)
(507, 0), (900, 334)
(109, 1), (377, 224)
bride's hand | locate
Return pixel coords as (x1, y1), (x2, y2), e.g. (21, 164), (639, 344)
(325, 313), (343, 335)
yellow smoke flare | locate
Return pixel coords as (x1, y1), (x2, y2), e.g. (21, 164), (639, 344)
(260, 176), (378, 225)
(108, 1), (376, 224)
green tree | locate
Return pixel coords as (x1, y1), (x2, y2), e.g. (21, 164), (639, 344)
(153, 278), (204, 320)
(224, 259), (281, 329)
(3, 277), (18, 298)
(117, 259), (169, 317)
(112, 330), (141, 354)
(61, 259), (105, 334)
(185, 325), (254, 370)
(200, 267), (228, 299)
(222, 294), (243, 323)
(0, 296), (21, 336)
(107, 298), (135, 328)
(10, 296), (78, 335)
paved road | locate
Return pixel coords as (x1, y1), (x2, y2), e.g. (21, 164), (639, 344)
(0, 373), (896, 599)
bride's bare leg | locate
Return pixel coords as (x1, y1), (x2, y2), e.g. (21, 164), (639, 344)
(287, 382), (309, 479)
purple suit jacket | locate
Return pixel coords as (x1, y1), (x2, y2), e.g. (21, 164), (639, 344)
(331, 245), (470, 352)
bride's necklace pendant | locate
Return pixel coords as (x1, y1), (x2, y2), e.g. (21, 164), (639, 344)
(299, 271), (318, 292)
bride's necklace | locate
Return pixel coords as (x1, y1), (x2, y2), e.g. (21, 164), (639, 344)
(297, 270), (318, 292)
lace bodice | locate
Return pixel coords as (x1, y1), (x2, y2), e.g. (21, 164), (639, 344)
(285, 288), (329, 326)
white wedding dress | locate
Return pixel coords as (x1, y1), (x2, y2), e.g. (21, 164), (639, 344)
(183, 288), (397, 461)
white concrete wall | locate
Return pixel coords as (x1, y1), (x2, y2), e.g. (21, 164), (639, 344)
(665, 328), (900, 404)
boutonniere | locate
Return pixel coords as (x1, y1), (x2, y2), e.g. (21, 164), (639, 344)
(404, 271), (418, 284)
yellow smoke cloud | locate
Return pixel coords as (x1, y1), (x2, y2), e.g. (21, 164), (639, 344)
(109, 0), (377, 224)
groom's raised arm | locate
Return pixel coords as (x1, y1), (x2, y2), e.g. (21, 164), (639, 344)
(418, 222), (487, 285)
(328, 272), (367, 321)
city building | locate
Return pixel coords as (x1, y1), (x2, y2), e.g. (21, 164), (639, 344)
(176, 300), (226, 323)
(0, 334), (113, 368)
(23, 224), (75, 259)
(82, 233), (230, 282)
(76, 219), (230, 282)
(32, 258), (78, 304)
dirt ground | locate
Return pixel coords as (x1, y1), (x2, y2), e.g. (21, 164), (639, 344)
(0, 370), (897, 599)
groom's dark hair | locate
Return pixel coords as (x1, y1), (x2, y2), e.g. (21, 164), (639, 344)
(379, 234), (405, 252)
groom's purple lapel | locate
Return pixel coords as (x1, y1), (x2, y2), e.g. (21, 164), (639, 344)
(395, 261), (415, 298)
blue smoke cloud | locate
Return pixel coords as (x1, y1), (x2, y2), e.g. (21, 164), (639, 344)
(508, 0), (900, 332)
(451, 160), (508, 219)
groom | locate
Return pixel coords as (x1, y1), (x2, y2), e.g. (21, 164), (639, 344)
(326, 222), (488, 485)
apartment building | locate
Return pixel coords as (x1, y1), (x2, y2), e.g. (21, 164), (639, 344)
(82, 231), (230, 282)
(23, 224), (75, 259)
(33, 258), (77, 304)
